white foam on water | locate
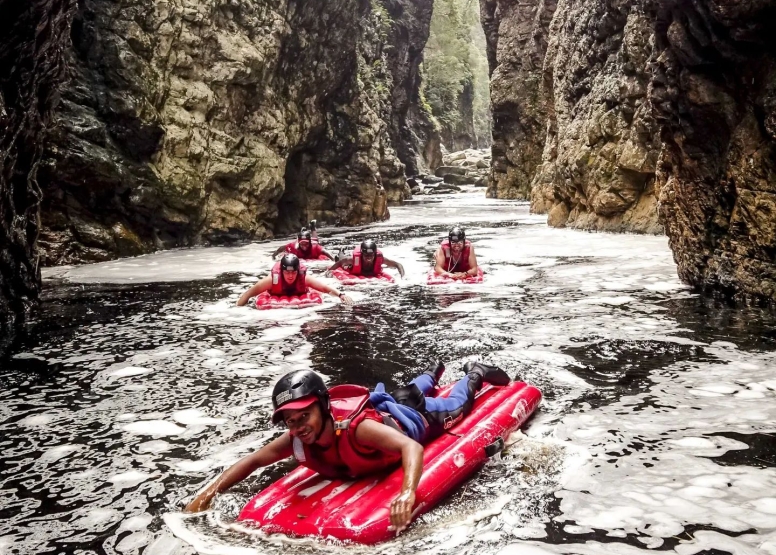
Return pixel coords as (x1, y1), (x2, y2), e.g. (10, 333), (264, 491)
(43, 243), (279, 284)
(226, 362), (258, 370)
(0, 537), (14, 555)
(164, 514), (259, 555)
(18, 413), (56, 427)
(203, 358), (227, 369)
(115, 531), (152, 553)
(39, 444), (80, 462)
(144, 532), (189, 555)
(110, 366), (154, 378)
(176, 459), (215, 473)
(577, 296), (635, 306)
(551, 347), (776, 549)
(137, 440), (172, 453)
(119, 514), (153, 532)
(258, 326), (301, 342)
(173, 409), (227, 426)
(675, 530), (764, 555)
(72, 508), (122, 528)
(497, 543), (558, 555)
(122, 420), (186, 436)
(109, 470), (153, 488)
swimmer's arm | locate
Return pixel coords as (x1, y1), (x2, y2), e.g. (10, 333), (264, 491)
(306, 275), (353, 304)
(325, 257), (352, 274)
(433, 249), (449, 276)
(355, 419), (423, 533)
(236, 275), (272, 306)
(184, 433), (293, 512)
(319, 248), (336, 261)
(465, 246), (478, 276)
(383, 258), (405, 278)
(271, 245), (286, 258)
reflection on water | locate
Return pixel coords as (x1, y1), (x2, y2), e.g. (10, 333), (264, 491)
(2, 193), (776, 555)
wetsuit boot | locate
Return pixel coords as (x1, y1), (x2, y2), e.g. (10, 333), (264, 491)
(464, 361), (511, 397)
(309, 220), (317, 231)
(422, 360), (445, 385)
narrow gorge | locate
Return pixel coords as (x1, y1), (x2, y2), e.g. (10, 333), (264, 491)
(4, 0), (776, 341)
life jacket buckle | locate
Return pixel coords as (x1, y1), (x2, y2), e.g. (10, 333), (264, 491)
(334, 417), (351, 436)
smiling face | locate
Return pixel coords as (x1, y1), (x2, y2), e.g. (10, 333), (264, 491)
(298, 239), (311, 251)
(283, 402), (325, 444)
(362, 251), (376, 268)
(282, 268), (298, 284)
(449, 239), (464, 254)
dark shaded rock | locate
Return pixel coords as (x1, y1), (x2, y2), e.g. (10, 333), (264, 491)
(434, 166), (467, 177)
(444, 174), (475, 186)
(0, 0), (76, 350)
(422, 175), (444, 184)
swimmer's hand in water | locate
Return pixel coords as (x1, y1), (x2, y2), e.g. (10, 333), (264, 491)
(388, 489), (415, 533)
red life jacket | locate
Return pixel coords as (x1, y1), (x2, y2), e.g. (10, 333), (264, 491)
(440, 239), (472, 272)
(351, 246), (384, 276)
(291, 385), (402, 478)
(284, 241), (323, 260)
(269, 261), (308, 296)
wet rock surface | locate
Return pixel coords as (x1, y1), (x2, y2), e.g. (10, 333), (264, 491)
(410, 148), (490, 195)
(654, 0), (776, 304)
(483, 0), (776, 302)
(36, 0), (441, 265)
(0, 0), (76, 349)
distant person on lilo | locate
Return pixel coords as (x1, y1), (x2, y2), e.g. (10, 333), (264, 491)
(326, 239), (405, 279)
(433, 227), (479, 280)
(183, 360), (510, 532)
(272, 221), (335, 261)
(237, 254), (352, 306)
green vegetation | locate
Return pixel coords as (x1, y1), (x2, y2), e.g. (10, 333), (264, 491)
(422, 0), (490, 148)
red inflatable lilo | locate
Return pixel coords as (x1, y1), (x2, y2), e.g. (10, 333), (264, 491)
(237, 380), (541, 543)
(330, 267), (395, 285)
(427, 267), (484, 285)
(253, 291), (323, 310)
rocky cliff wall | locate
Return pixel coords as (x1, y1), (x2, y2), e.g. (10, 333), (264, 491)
(37, 0), (440, 265)
(653, 0), (776, 303)
(484, 0), (776, 302)
(481, 0), (556, 200)
(483, 0), (661, 234)
(0, 0), (76, 347)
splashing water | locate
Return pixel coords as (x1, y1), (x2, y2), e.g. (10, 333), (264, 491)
(2, 192), (776, 555)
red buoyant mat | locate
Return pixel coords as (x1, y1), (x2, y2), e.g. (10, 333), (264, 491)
(426, 267), (484, 284)
(253, 291), (323, 310)
(330, 268), (395, 285)
(237, 380), (541, 543)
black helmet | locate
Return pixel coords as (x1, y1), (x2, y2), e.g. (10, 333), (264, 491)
(449, 227), (465, 243)
(271, 370), (329, 424)
(360, 239), (377, 255)
(280, 253), (300, 271)
(298, 229), (312, 242)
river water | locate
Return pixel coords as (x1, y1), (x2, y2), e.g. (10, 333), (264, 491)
(2, 191), (776, 555)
